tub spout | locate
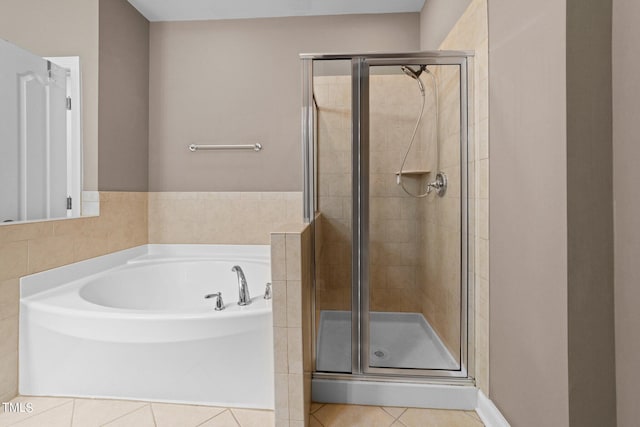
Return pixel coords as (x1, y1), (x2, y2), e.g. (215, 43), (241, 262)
(231, 265), (251, 306)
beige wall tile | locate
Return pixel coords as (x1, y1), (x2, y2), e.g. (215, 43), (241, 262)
(0, 222), (53, 244)
(285, 234), (302, 281)
(0, 241), (28, 283)
(272, 281), (287, 327)
(274, 374), (289, 421)
(274, 327), (289, 374)
(287, 327), (303, 374)
(286, 281), (302, 328)
(0, 279), (19, 321)
(271, 234), (286, 282)
(288, 374), (304, 421)
(27, 236), (76, 274)
(148, 192), (302, 245)
(0, 351), (17, 403)
(0, 316), (18, 358)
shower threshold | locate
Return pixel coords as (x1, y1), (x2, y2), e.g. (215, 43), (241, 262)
(317, 310), (459, 372)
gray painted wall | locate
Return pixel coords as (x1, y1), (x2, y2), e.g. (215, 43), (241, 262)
(566, 0), (616, 425)
(613, 0), (640, 425)
(148, 13), (419, 192)
(489, 0), (617, 425)
(419, 0), (472, 49)
(488, 0), (570, 425)
(98, 0), (150, 191)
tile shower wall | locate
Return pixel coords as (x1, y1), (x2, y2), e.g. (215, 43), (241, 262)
(369, 74), (432, 313)
(271, 224), (313, 427)
(148, 192), (303, 244)
(0, 192), (148, 402)
(314, 76), (352, 313)
(314, 74), (431, 314)
(418, 0), (489, 391)
(417, 63), (463, 364)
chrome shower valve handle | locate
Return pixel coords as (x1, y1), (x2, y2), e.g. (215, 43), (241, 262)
(426, 172), (448, 197)
(264, 283), (272, 300)
(205, 292), (225, 311)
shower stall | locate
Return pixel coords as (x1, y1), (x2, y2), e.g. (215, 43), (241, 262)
(302, 51), (476, 406)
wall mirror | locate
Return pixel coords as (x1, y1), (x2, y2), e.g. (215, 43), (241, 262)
(0, 37), (83, 224)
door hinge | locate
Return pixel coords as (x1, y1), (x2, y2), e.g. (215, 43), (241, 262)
(66, 96), (72, 110)
(67, 196), (72, 210)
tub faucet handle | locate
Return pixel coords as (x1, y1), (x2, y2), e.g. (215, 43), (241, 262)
(205, 292), (225, 311)
(264, 283), (272, 300)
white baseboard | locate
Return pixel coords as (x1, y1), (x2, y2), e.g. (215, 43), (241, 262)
(476, 390), (510, 427)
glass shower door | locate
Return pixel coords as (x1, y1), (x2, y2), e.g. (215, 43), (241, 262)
(360, 59), (469, 375)
(306, 53), (472, 379)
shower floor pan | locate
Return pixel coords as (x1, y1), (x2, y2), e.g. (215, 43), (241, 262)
(317, 310), (459, 372)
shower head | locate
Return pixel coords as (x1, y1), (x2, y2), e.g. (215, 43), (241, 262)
(400, 65), (426, 80)
(401, 65), (427, 95)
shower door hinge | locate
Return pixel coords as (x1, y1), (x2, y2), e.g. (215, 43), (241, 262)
(66, 97), (72, 110)
(66, 196), (72, 210)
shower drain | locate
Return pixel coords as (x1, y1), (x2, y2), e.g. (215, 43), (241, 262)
(371, 347), (391, 361)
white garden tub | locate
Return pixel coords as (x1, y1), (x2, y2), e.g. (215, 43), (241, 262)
(19, 245), (274, 409)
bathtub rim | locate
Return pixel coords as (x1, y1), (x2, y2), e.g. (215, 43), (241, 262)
(20, 244), (271, 299)
(20, 244), (272, 320)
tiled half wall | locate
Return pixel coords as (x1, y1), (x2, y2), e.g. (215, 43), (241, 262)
(270, 224), (313, 427)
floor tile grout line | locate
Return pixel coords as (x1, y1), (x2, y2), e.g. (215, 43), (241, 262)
(311, 413), (326, 427)
(97, 402), (150, 427)
(462, 410), (484, 425)
(196, 406), (229, 427)
(4, 397), (73, 427)
(381, 406), (408, 421)
(149, 403), (158, 427)
(310, 403), (325, 415)
(194, 408), (231, 427)
(69, 399), (75, 427)
(227, 408), (242, 427)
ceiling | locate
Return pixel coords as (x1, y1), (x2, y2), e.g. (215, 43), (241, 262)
(127, 0), (426, 22)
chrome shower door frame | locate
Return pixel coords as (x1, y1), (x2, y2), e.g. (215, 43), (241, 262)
(302, 51), (475, 383)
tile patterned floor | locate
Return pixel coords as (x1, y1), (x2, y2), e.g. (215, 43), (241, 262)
(310, 403), (485, 427)
(0, 396), (273, 427)
(0, 396), (485, 427)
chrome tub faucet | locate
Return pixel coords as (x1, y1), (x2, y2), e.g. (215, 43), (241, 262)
(231, 265), (251, 306)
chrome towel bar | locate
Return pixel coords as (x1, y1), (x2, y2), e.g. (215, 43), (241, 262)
(188, 143), (262, 152)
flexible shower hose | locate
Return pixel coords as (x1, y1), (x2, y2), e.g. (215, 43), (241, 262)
(397, 70), (439, 198)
